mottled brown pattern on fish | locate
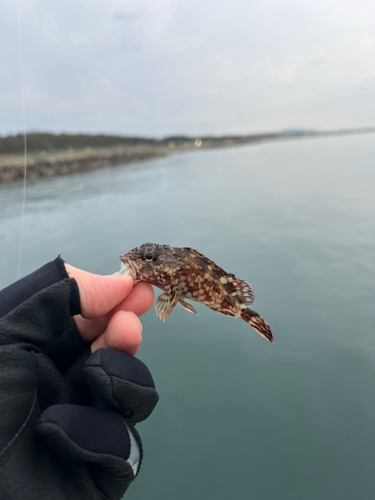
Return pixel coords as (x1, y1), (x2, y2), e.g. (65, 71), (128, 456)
(119, 243), (274, 343)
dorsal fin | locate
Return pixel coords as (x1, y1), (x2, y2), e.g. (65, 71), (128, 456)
(224, 277), (255, 306)
(175, 247), (255, 306)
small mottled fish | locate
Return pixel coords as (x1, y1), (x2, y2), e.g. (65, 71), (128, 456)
(117, 243), (274, 343)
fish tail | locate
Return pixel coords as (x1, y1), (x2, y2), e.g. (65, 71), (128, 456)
(241, 308), (274, 344)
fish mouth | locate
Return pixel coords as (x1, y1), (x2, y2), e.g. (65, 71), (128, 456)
(114, 256), (138, 280)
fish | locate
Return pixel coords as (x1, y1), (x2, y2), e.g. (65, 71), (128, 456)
(117, 243), (274, 343)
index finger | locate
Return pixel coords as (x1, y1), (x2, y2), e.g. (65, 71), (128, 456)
(65, 264), (134, 318)
(75, 282), (154, 341)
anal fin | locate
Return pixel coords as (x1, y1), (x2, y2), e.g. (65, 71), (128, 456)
(178, 299), (198, 315)
(208, 306), (236, 318)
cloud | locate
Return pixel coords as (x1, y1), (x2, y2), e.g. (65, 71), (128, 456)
(0, 0), (374, 136)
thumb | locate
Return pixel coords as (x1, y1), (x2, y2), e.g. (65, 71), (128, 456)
(65, 265), (134, 319)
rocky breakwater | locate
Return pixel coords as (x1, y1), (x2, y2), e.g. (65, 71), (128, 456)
(0, 145), (169, 183)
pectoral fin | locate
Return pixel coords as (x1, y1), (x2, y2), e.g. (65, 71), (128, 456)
(178, 299), (198, 315)
(155, 287), (179, 322)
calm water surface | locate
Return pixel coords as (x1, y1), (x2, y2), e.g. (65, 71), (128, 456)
(1, 134), (374, 499)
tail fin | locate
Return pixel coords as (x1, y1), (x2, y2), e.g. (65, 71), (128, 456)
(241, 308), (274, 344)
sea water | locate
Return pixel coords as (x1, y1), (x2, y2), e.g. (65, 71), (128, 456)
(0, 133), (374, 499)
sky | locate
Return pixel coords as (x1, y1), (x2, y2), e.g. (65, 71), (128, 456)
(1, 0), (374, 137)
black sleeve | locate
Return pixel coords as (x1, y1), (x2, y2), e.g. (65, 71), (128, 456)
(0, 259), (158, 500)
(0, 275), (88, 499)
(0, 257), (68, 318)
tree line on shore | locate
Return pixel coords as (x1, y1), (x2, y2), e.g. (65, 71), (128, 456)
(0, 132), (284, 155)
(0, 133), (163, 154)
(1, 128), (373, 155)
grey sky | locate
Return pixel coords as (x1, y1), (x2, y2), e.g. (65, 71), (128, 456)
(1, 0), (374, 137)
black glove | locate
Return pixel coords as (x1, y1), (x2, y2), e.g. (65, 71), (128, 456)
(0, 259), (159, 500)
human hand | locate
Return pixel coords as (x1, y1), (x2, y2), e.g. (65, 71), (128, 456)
(0, 258), (159, 500)
(65, 264), (154, 354)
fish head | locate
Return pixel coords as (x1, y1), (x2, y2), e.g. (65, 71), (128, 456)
(119, 243), (182, 286)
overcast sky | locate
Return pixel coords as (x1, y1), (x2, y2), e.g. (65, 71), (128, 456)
(1, 0), (374, 137)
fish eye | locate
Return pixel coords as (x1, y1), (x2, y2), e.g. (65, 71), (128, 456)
(144, 252), (154, 261)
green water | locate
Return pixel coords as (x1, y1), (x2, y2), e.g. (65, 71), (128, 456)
(1, 134), (374, 499)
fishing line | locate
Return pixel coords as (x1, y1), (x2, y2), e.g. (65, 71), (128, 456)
(16, 0), (28, 279)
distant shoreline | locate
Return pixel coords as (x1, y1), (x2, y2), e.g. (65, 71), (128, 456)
(0, 144), (170, 183)
(0, 128), (373, 184)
